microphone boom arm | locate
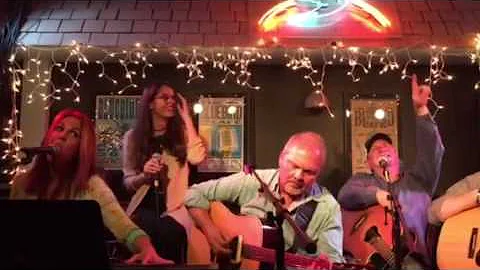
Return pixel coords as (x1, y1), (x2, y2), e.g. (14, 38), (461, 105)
(244, 165), (317, 254)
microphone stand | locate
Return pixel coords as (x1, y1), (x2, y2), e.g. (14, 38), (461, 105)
(153, 165), (169, 218)
(152, 150), (165, 219)
(383, 167), (403, 270)
(244, 165), (317, 270)
(154, 177), (161, 218)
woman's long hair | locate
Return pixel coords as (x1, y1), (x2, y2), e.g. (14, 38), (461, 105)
(24, 109), (96, 199)
(130, 82), (187, 172)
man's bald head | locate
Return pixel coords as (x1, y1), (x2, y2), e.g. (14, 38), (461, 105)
(279, 131), (327, 176)
(277, 132), (327, 199)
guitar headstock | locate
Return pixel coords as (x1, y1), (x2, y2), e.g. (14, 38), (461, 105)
(243, 164), (255, 174)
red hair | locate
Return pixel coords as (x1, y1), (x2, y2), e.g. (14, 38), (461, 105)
(25, 109), (96, 198)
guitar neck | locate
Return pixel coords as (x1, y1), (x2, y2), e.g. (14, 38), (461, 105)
(209, 201), (370, 269)
(241, 243), (369, 270)
(242, 243), (319, 269)
(368, 237), (395, 266)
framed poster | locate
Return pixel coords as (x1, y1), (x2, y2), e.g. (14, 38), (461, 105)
(95, 95), (140, 169)
(198, 97), (245, 173)
(350, 98), (398, 174)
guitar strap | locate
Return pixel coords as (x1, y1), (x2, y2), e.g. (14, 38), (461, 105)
(290, 199), (318, 253)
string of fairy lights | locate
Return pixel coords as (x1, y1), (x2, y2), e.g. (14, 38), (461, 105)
(171, 46), (272, 89)
(472, 33), (480, 90)
(284, 47), (334, 117)
(2, 36), (480, 176)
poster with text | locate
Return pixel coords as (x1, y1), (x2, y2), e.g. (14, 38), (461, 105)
(95, 95), (140, 169)
(198, 97), (244, 173)
(351, 98), (398, 174)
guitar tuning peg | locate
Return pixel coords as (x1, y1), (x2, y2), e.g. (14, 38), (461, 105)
(243, 164), (254, 174)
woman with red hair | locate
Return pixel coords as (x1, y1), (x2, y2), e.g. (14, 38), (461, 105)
(10, 108), (172, 265)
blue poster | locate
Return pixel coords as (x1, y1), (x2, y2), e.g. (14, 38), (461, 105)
(198, 97), (245, 172)
(95, 96), (140, 169)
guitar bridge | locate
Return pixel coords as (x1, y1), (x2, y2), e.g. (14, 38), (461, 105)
(468, 228), (478, 259)
(230, 235), (243, 265)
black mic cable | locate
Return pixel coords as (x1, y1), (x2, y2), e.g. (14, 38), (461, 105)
(151, 152), (163, 218)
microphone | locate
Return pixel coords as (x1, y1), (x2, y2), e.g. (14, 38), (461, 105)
(151, 150), (167, 218)
(151, 146), (168, 192)
(378, 155), (390, 168)
(20, 146), (59, 155)
(151, 152), (163, 190)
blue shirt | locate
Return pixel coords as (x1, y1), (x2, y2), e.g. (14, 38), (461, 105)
(338, 115), (445, 267)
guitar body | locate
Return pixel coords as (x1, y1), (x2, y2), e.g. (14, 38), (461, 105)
(189, 202), (370, 269)
(343, 206), (424, 270)
(437, 207), (480, 269)
(209, 202), (370, 270)
(187, 225), (212, 264)
(367, 250), (425, 270)
(210, 202), (264, 270)
(342, 206), (394, 264)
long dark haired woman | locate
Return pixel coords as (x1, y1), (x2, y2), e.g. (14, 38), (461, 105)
(122, 82), (206, 263)
(10, 109), (172, 265)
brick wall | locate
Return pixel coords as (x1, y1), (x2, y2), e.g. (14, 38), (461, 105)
(17, 0), (480, 48)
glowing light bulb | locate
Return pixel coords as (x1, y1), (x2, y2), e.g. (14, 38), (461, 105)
(374, 108), (385, 120)
(227, 105), (237, 115)
(193, 103), (203, 114)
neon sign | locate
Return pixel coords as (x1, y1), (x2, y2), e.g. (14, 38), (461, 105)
(258, 0), (392, 34)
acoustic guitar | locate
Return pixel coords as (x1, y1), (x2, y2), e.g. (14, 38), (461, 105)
(342, 206), (424, 269)
(437, 207), (480, 269)
(197, 201), (372, 270)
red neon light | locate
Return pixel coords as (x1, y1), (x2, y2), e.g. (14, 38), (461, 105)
(258, 0), (391, 33)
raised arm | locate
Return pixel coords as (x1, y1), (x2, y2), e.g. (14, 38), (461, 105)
(177, 93), (206, 165)
(409, 74), (445, 195)
(409, 116), (444, 194)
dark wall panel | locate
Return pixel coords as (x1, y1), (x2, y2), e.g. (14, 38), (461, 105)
(49, 62), (480, 198)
